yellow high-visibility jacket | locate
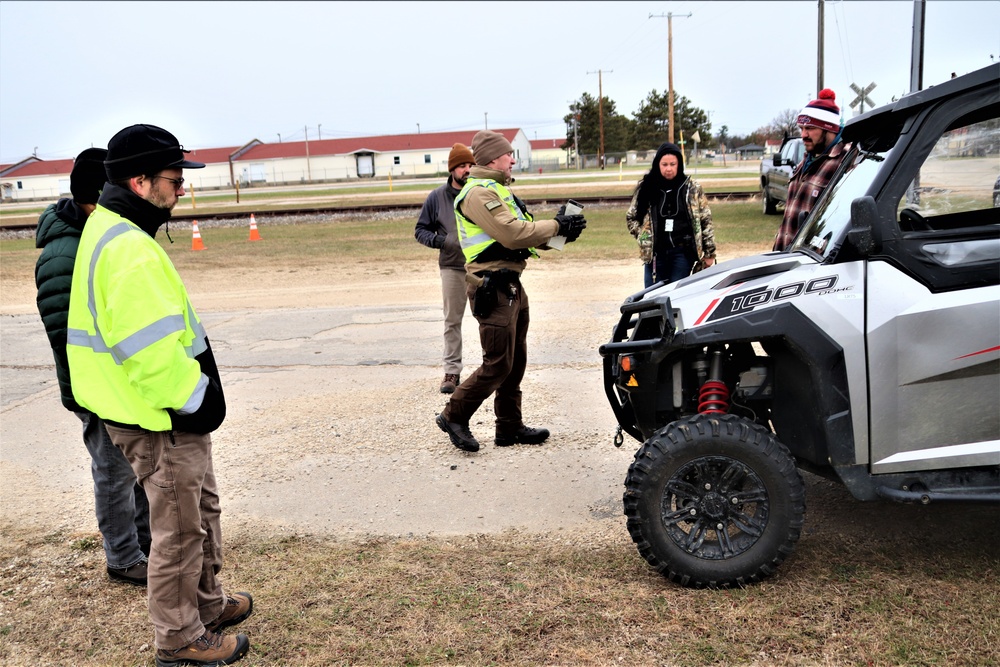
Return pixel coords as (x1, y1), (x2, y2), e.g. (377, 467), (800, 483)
(67, 204), (208, 431)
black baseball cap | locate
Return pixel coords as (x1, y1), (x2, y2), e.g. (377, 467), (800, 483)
(104, 124), (205, 181)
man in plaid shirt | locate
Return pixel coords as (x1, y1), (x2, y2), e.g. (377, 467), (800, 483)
(773, 89), (851, 251)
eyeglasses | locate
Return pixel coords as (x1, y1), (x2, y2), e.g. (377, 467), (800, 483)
(154, 175), (185, 190)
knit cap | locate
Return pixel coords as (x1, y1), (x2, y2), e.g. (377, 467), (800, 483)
(70, 147), (109, 204)
(797, 89), (842, 133)
(471, 130), (513, 166)
(448, 143), (475, 171)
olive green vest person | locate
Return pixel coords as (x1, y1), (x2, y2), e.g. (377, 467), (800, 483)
(454, 177), (537, 262)
(66, 207), (208, 431)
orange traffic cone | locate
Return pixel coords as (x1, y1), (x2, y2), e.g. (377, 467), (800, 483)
(248, 214), (262, 241)
(191, 220), (206, 251)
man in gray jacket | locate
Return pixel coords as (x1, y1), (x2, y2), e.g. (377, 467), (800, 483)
(414, 143), (475, 393)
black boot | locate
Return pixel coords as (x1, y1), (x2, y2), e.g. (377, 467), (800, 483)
(436, 414), (480, 452)
(495, 425), (550, 446)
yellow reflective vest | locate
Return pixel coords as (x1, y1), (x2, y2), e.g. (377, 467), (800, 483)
(454, 177), (534, 263)
(66, 206), (207, 431)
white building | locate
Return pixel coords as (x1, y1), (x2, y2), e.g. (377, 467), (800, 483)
(0, 129), (532, 201)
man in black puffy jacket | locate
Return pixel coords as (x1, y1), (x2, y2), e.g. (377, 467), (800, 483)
(34, 148), (151, 585)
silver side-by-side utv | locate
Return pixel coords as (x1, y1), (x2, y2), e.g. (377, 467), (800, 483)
(600, 64), (1000, 588)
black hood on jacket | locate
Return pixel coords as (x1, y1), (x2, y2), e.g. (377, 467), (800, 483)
(35, 198), (87, 249)
(97, 183), (172, 238)
(634, 142), (687, 222)
(54, 197), (90, 231)
(650, 142), (686, 187)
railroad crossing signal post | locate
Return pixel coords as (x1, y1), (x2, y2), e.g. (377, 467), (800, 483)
(850, 81), (877, 115)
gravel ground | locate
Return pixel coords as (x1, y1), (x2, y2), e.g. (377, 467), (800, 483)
(1, 251), (645, 547)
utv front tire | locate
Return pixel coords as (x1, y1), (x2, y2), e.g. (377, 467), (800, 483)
(624, 414), (805, 588)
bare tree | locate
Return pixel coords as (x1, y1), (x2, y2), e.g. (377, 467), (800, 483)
(771, 109), (800, 138)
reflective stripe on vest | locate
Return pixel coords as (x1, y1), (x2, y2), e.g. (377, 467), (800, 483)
(66, 222), (207, 365)
(454, 178), (532, 263)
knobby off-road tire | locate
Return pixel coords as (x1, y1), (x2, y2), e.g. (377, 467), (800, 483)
(623, 413), (805, 588)
(761, 185), (778, 215)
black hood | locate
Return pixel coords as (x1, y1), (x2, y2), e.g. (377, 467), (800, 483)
(634, 142), (688, 222)
(35, 198), (87, 249)
(650, 142), (686, 186)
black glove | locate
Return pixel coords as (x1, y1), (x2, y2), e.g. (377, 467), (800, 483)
(555, 214), (587, 243)
(432, 234), (446, 249)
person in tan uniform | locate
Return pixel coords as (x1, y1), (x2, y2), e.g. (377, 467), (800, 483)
(435, 130), (587, 452)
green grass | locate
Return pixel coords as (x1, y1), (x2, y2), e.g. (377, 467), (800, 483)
(0, 170), (760, 223)
(0, 201), (777, 283)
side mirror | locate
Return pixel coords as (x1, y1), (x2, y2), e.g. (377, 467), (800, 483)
(772, 154), (781, 167)
(847, 195), (879, 255)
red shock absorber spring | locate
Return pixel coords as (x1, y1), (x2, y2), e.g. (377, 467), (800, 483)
(698, 380), (730, 414)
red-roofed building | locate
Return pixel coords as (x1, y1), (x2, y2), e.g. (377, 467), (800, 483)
(529, 138), (570, 169)
(230, 129), (528, 185)
(1, 157), (65, 201)
(0, 129), (532, 201)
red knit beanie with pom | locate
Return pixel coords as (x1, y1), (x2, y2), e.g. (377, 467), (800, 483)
(797, 89), (841, 133)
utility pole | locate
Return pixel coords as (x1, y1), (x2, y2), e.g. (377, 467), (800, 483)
(573, 112), (581, 170)
(650, 12), (691, 144)
(567, 103), (582, 171)
(416, 123), (420, 134)
(318, 124), (322, 140)
(817, 0), (824, 93)
(304, 125), (311, 182)
(909, 0), (925, 92)
(587, 69), (612, 169)
(484, 112), (488, 129)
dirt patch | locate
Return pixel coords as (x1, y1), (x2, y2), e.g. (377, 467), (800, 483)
(1, 257), (655, 544)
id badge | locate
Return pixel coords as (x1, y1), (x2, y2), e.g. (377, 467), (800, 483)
(664, 218), (674, 232)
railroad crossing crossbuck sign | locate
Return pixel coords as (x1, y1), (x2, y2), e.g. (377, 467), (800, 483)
(849, 82), (877, 114)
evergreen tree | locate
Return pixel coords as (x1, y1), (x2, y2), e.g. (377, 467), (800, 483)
(630, 89), (712, 151)
(563, 92), (631, 156)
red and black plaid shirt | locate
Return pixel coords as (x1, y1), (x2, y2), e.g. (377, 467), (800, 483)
(772, 141), (851, 251)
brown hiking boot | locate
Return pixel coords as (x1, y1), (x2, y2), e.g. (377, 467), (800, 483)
(205, 592), (253, 633)
(107, 560), (147, 586)
(155, 630), (249, 666)
(440, 373), (460, 394)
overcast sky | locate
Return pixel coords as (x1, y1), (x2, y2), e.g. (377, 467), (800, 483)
(1, 0), (996, 163)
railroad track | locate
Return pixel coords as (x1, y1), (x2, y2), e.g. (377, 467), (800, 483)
(0, 191), (754, 232)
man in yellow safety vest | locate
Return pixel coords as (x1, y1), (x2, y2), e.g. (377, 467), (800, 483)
(67, 124), (252, 667)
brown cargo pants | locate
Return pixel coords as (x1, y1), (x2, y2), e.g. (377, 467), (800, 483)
(443, 280), (528, 433)
(106, 425), (226, 650)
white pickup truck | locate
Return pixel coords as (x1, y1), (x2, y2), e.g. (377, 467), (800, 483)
(759, 136), (803, 215)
